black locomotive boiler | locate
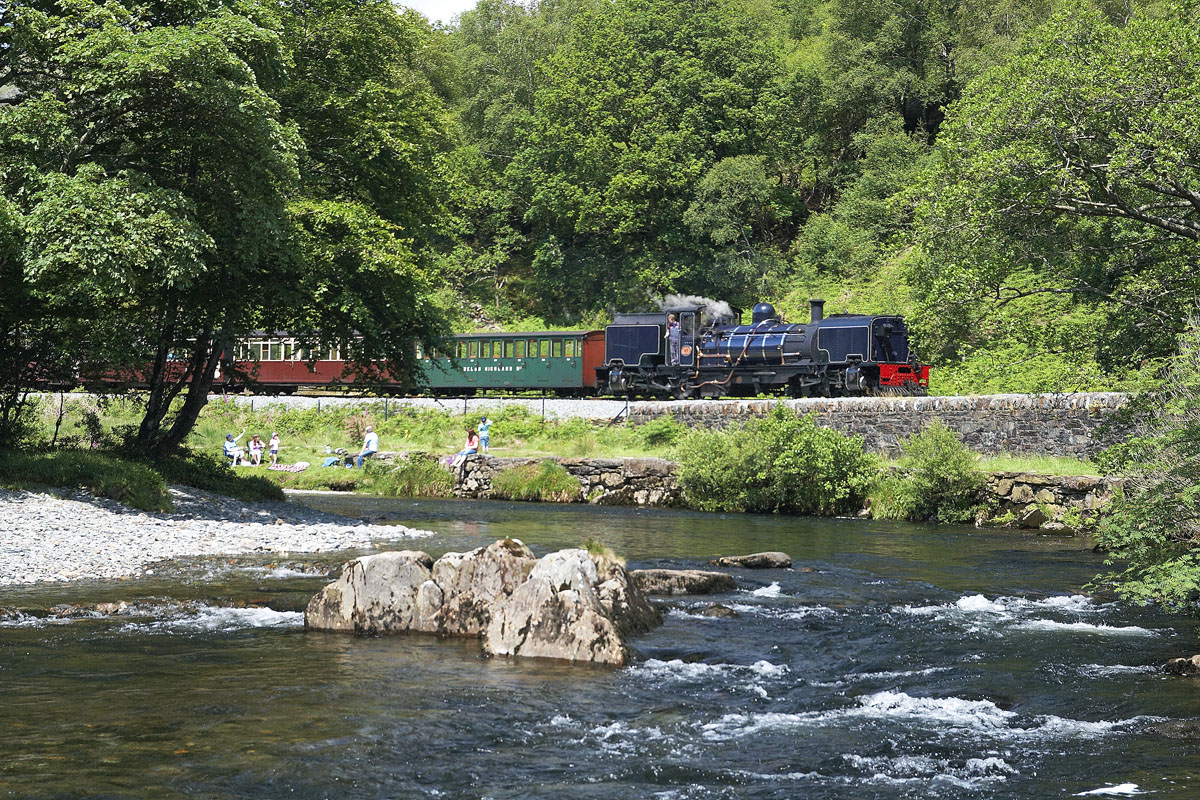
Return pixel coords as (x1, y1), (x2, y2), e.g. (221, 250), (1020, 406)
(596, 299), (929, 398)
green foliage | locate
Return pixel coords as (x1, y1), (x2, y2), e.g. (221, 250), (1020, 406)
(154, 450), (284, 504)
(490, 460), (581, 502)
(916, 1), (1200, 379)
(0, 0), (453, 458)
(632, 416), (687, 448)
(676, 405), (876, 515)
(869, 421), (985, 523)
(0, 451), (170, 512)
(1094, 319), (1200, 610)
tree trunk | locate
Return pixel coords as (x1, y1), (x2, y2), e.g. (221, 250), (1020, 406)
(150, 340), (223, 460)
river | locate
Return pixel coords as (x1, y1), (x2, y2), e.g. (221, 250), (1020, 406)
(2, 498), (1197, 798)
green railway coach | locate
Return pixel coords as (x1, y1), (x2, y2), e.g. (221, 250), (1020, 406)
(417, 330), (606, 394)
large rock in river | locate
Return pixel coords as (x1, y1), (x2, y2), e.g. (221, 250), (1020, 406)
(485, 549), (661, 664)
(630, 568), (736, 595)
(305, 539), (661, 665)
(708, 552), (792, 569)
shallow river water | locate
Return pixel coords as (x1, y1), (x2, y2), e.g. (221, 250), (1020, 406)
(3, 498), (1199, 799)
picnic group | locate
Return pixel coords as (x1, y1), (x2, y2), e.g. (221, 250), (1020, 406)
(221, 416), (493, 473)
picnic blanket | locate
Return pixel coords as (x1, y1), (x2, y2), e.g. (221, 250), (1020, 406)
(269, 461), (310, 473)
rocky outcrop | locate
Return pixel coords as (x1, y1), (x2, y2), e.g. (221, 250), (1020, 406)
(975, 472), (1122, 532)
(1166, 655), (1200, 676)
(630, 568), (737, 595)
(485, 549), (661, 663)
(305, 539), (661, 665)
(708, 552), (792, 569)
(699, 603), (740, 618)
(454, 456), (680, 507)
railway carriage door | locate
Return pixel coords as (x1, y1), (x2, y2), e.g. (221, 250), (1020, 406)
(679, 312), (696, 367)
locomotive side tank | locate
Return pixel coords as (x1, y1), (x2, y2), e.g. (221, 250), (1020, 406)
(596, 299), (928, 398)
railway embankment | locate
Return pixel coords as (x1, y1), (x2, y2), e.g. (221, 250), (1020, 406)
(629, 393), (1128, 458)
(449, 455), (1118, 533)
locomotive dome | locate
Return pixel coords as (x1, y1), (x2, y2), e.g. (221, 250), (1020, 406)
(751, 302), (777, 324)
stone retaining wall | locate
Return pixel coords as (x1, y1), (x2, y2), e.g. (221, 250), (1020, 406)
(627, 393), (1127, 457)
(444, 456), (1118, 533)
(976, 472), (1122, 533)
(455, 456), (682, 507)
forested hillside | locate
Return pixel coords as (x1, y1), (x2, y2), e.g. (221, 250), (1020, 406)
(435, 0), (1199, 394)
(1, 0), (1198, 445)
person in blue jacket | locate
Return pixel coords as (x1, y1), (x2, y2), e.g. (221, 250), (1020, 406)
(479, 417), (491, 454)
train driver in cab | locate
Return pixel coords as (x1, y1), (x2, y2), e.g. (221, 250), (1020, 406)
(665, 313), (681, 366)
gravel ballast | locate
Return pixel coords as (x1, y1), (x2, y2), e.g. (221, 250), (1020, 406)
(0, 487), (432, 586)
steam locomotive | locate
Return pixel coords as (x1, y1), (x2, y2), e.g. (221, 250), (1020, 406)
(597, 299), (928, 398)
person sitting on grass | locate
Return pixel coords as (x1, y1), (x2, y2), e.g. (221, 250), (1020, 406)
(355, 426), (379, 468)
(223, 428), (247, 466)
(451, 428), (480, 468)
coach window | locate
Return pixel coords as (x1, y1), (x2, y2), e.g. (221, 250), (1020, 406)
(527, 339), (538, 357)
(492, 340), (502, 358)
(538, 339), (550, 358)
(480, 341), (490, 358)
(468, 341), (478, 359)
(515, 339), (526, 358)
(564, 339), (576, 358)
(552, 339), (562, 358)
(505, 339), (515, 358)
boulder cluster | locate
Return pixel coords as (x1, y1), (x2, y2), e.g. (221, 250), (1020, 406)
(305, 539), (662, 666)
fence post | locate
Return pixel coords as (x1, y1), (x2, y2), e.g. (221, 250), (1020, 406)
(542, 396), (546, 420)
(463, 397), (468, 416)
(250, 398), (254, 413)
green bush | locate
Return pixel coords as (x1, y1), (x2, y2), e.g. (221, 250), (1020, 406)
(362, 457), (454, 498)
(869, 421), (983, 523)
(155, 449), (285, 503)
(0, 450), (170, 512)
(490, 460), (580, 502)
(676, 406), (876, 515)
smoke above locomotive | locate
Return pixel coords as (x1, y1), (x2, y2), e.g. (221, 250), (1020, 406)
(598, 298), (929, 399)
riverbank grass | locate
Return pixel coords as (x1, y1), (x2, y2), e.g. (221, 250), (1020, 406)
(0, 449), (283, 512)
(491, 460), (580, 502)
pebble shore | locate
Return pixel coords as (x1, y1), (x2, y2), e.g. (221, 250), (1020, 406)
(0, 486), (432, 586)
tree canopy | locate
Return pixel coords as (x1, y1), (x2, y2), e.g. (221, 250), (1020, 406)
(0, 0), (454, 453)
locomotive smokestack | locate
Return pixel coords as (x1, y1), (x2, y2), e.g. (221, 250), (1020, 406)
(810, 299), (825, 324)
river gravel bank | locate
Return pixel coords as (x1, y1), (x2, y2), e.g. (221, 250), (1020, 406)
(0, 486), (433, 586)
